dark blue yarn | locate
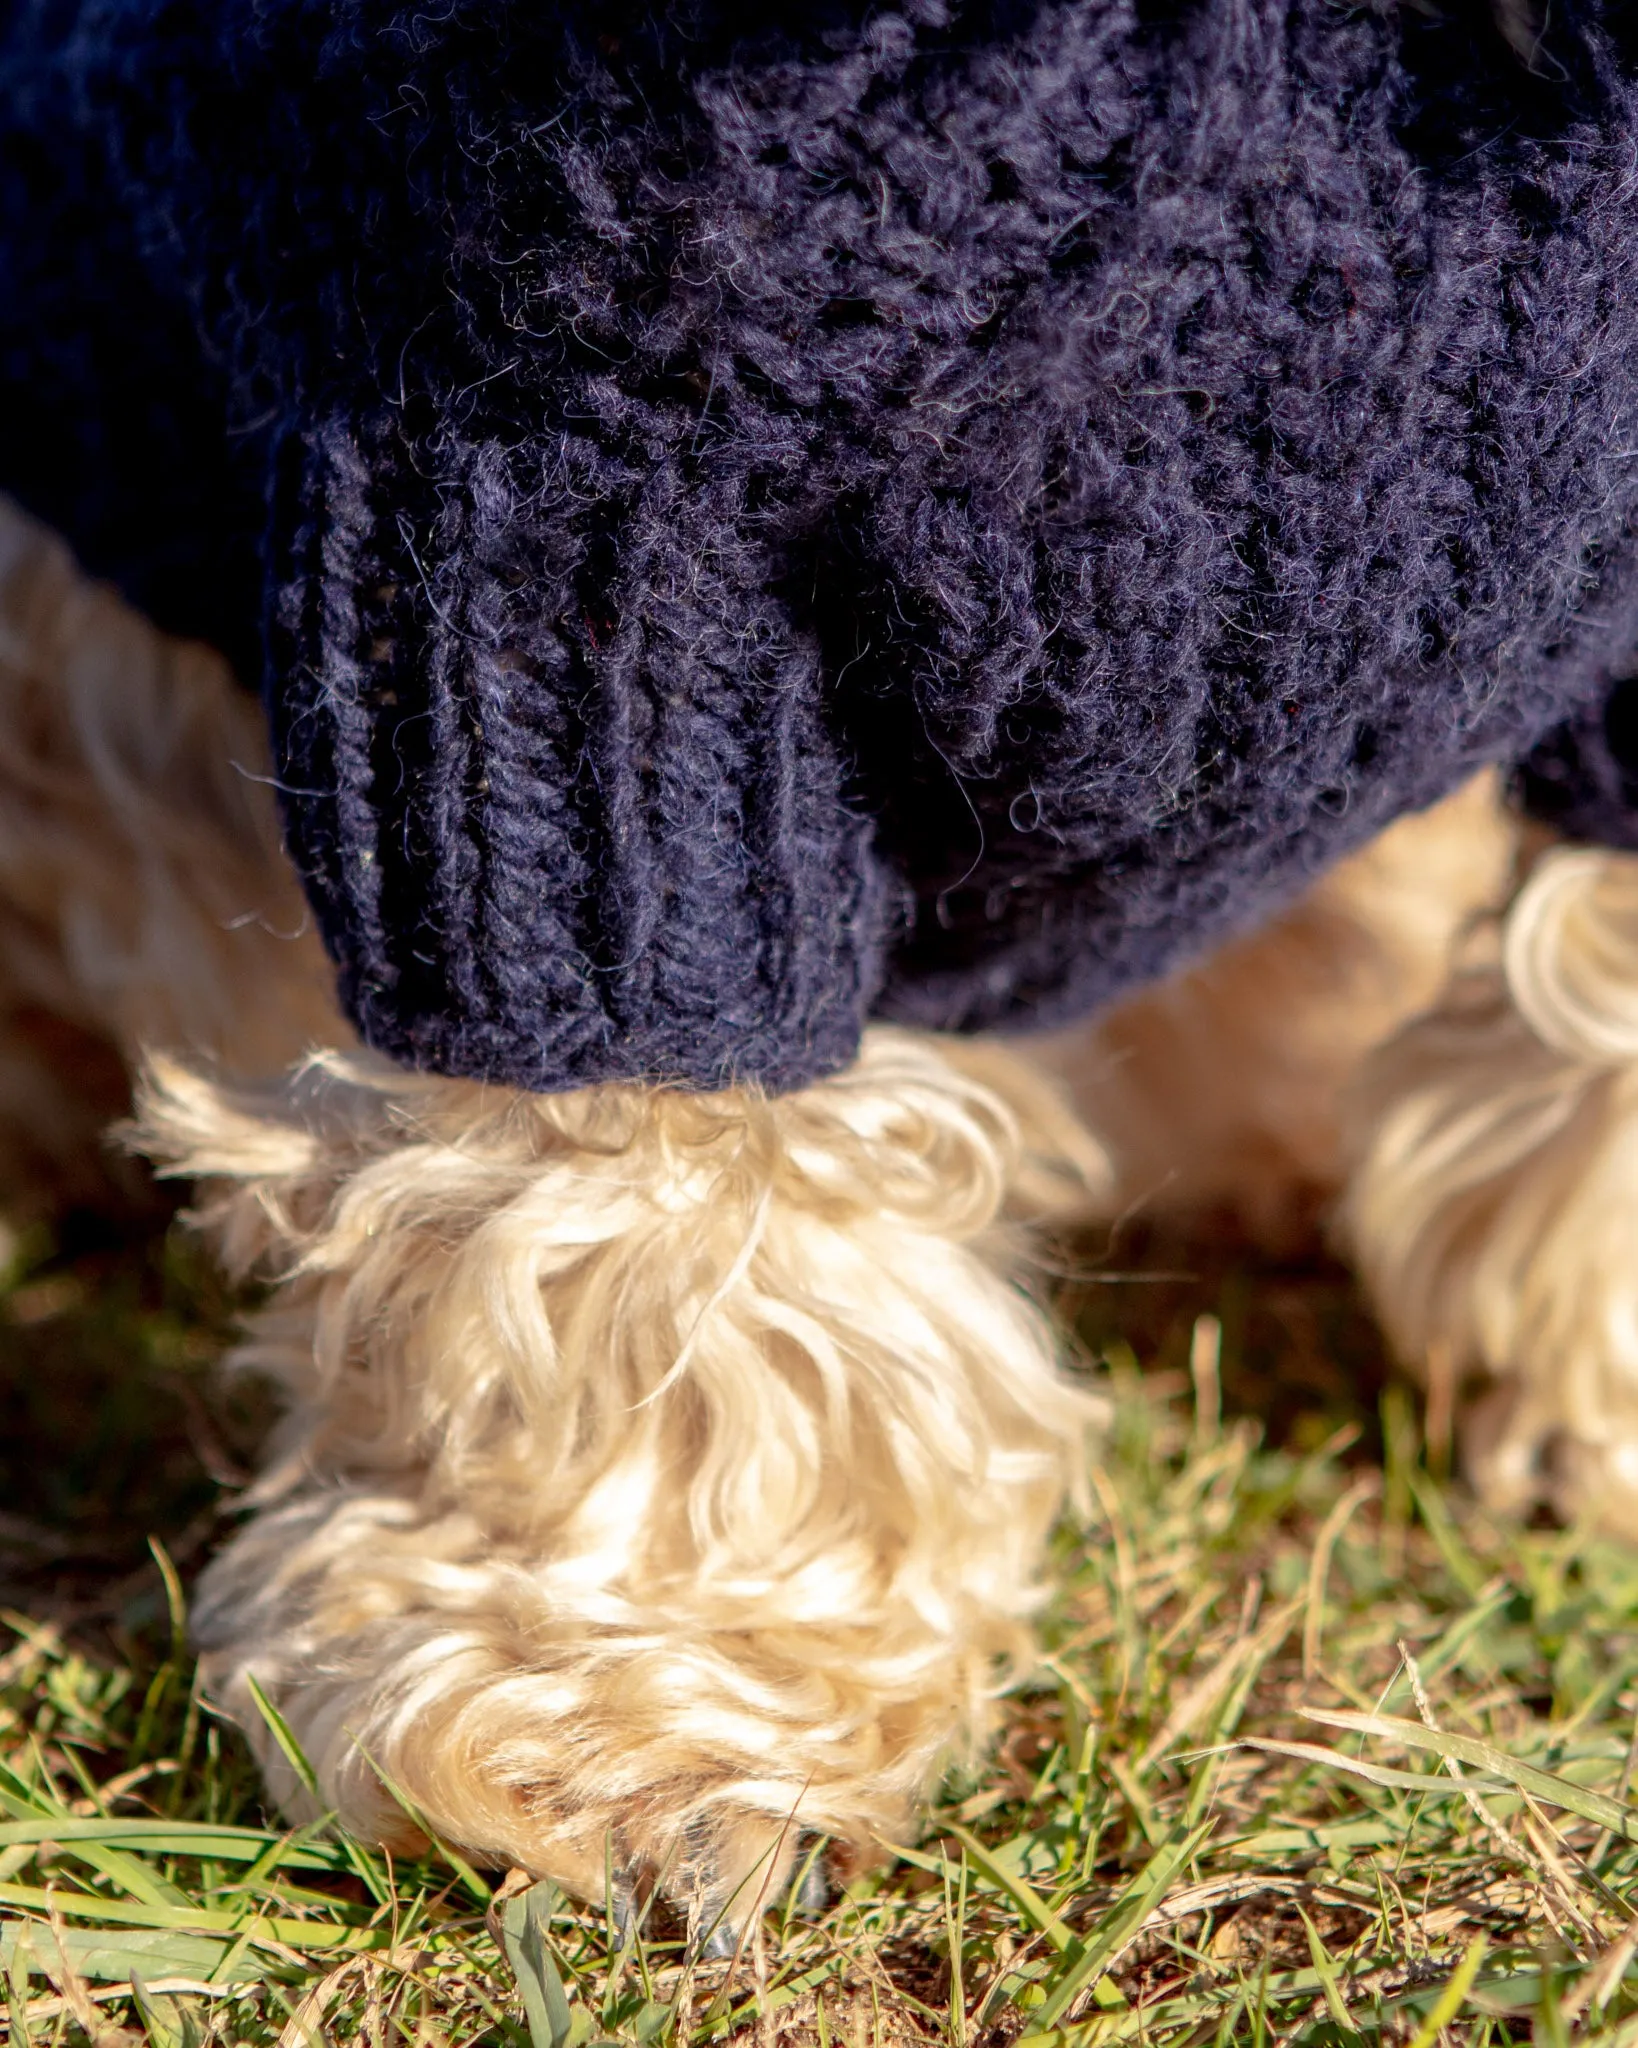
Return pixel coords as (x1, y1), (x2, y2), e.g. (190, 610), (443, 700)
(5, 0), (1638, 1092)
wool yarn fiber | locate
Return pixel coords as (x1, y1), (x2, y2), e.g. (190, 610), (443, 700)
(4, 0), (1638, 1092)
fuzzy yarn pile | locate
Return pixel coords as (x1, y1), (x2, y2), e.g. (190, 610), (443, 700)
(3, 0), (1638, 1092)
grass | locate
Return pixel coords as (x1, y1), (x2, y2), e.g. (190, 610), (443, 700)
(5, 1207), (1638, 2043)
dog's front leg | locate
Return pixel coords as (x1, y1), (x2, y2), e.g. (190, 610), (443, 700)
(136, 1030), (1104, 1931)
(1345, 843), (1638, 1531)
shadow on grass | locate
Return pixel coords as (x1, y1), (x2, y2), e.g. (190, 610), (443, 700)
(0, 1197), (274, 1640)
(1062, 1211), (1395, 1461)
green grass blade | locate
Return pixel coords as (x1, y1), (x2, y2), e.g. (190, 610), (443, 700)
(499, 1879), (580, 2048)
(943, 1826), (1075, 1953)
(1405, 1933), (1487, 2048)
(0, 1816), (347, 1884)
(243, 1673), (324, 1805)
(0, 1877), (393, 1953)
(0, 1756), (63, 1820)
(1298, 1907), (1355, 2036)
(1303, 1709), (1638, 1837)
(148, 1535), (189, 1668)
(1405, 1470), (1489, 1600)
(1021, 1821), (1211, 2033)
(53, 1838), (192, 1911)
(241, 1676), (396, 1906)
(1, 1921), (252, 1990)
(1236, 1737), (1515, 1797)
(343, 1735), (491, 1906)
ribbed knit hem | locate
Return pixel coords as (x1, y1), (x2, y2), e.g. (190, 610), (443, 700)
(268, 413), (889, 1093)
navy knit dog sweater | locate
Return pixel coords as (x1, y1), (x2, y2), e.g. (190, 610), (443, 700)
(5, 0), (1638, 1092)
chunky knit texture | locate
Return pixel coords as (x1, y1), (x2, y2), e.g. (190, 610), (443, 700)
(4, 0), (1638, 1091)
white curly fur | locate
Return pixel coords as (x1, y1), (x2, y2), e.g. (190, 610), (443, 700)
(0, 494), (1109, 1918)
(137, 1034), (1107, 1912)
(17, 477), (1638, 1920)
(1040, 772), (1519, 1247)
(1344, 844), (1638, 1533)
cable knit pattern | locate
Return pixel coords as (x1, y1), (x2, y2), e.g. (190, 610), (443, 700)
(4, 0), (1638, 1089)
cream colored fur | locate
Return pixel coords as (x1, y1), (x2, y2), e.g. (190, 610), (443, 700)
(0, 501), (336, 1071)
(1059, 769), (1638, 1530)
(15, 479), (1638, 1914)
(140, 1037), (1105, 1914)
(0, 494), (1107, 1921)
(1344, 844), (1638, 1534)
(1043, 773), (1520, 1246)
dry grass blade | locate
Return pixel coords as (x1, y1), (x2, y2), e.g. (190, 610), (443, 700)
(42, 1893), (138, 2048)
(11, 1229), (1638, 2042)
(1137, 1595), (1302, 1771)
(1303, 1472), (1381, 1680)
(1302, 1708), (1638, 1839)
(1234, 1737), (1516, 1798)
(1022, 1822), (1212, 2032)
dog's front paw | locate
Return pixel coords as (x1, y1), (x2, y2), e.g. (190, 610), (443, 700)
(194, 1482), (1016, 1930)
(156, 1030), (1105, 1920)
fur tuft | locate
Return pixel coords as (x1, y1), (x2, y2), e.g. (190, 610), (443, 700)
(1043, 774), (1518, 1247)
(0, 495), (337, 1199)
(136, 1030), (1108, 1912)
(1345, 844), (1638, 1530)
